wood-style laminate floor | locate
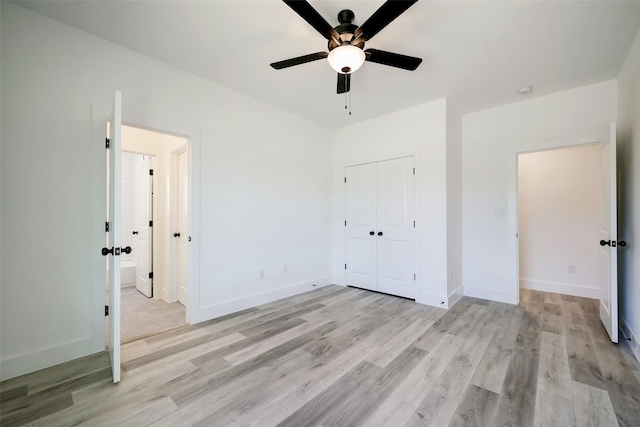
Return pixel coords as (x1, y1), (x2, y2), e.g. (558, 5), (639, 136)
(2, 285), (639, 426)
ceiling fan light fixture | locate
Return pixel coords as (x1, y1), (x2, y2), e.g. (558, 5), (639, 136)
(328, 45), (365, 74)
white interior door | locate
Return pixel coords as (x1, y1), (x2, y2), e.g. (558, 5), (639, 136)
(345, 163), (378, 291)
(598, 123), (618, 343)
(376, 157), (415, 299)
(135, 156), (153, 297)
(177, 150), (188, 305)
(107, 91), (122, 383)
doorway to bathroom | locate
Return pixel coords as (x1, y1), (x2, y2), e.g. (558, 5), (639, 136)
(119, 125), (189, 343)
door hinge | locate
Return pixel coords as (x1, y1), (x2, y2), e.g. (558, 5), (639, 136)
(413, 167), (415, 175)
(345, 263), (347, 270)
(149, 220), (153, 227)
(149, 272), (153, 279)
(105, 305), (109, 316)
(345, 220), (347, 226)
(414, 273), (416, 281)
(413, 221), (415, 228)
(105, 222), (110, 232)
(149, 169), (154, 176)
(344, 177), (347, 183)
(105, 138), (110, 149)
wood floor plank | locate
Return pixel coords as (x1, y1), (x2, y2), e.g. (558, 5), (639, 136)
(413, 300), (472, 352)
(602, 379), (640, 427)
(541, 302), (564, 335)
(572, 380), (619, 427)
(360, 393), (416, 427)
(392, 333), (465, 408)
(537, 331), (572, 399)
(566, 328), (606, 390)
(224, 318), (330, 365)
(533, 393), (576, 427)
(366, 317), (434, 368)
(0, 385), (27, 403)
(0, 392), (74, 427)
(277, 346), (426, 427)
(255, 336), (381, 426)
(491, 311), (542, 427)
(447, 384), (500, 427)
(471, 304), (524, 394)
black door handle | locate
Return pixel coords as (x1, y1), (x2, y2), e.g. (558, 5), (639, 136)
(132, 231), (139, 235)
(122, 246), (132, 255)
(600, 240), (611, 247)
(174, 232), (181, 237)
(618, 240), (627, 247)
(378, 231), (383, 236)
(369, 231), (375, 235)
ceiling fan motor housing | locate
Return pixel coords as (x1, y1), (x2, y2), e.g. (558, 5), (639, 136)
(329, 9), (364, 51)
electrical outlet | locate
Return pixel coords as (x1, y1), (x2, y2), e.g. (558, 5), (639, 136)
(259, 269), (265, 279)
(568, 264), (576, 274)
(494, 207), (507, 217)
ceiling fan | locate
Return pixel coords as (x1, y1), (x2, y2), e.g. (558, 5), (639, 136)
(270, 0), (423, 95)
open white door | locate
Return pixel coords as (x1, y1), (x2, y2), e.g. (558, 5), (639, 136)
(107, 91), (122, 382)
(135, 156), (153, 298)
(598, 123), (618, 343)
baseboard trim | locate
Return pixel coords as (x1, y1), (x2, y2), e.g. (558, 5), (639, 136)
(192, 277), (333, 324)
(620, 316), (640, 364)
(519, 279), (599, 299)
(416, 293), (449, 309)
(0, 336), (97, 381)
(447, 285), (464, 308)
(464, 285), (517, 304)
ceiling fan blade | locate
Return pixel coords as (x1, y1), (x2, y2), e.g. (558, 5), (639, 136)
(365, 49), (422, 71)
(337, 73), (351, 94)
(270, 52), (328, 70)
(283, 1), (340, 42)
(355, 0), (418, 41)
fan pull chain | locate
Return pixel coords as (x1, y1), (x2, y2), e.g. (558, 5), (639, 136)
(344, 89), (352, 116)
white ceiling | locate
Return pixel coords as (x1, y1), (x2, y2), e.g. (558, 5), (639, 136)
(14, 0), (640, 129)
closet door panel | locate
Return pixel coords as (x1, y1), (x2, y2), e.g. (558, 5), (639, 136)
(377, 157), (415, 298)
(345, 163), (378, 291)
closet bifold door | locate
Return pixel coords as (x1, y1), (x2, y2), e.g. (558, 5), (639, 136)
(345, 156), (415, 299)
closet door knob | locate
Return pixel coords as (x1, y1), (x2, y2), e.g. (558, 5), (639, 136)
(174, 232), (181, 237)
(378, 231), (383, 236)
(369, 231), (375, 235)
(132, 231), (139, 235)
(600, 240), (611, 247)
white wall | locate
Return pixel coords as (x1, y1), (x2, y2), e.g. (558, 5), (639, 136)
(332, 98), (452, 307)
(0, 3), (332, 380)
(462, 80), (617, 304)
(518, 145), (602, 298)
(617, 28), (640, 362)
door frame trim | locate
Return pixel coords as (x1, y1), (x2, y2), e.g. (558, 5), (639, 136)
(120, 112), (201, 324)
